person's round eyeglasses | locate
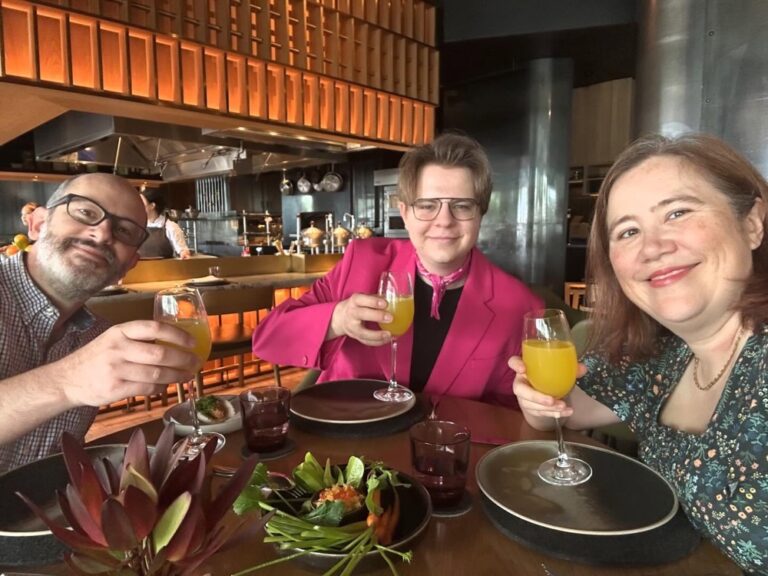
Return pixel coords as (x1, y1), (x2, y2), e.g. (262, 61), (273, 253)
(410, 198), (480, 221)
(47, 193), (149, 247)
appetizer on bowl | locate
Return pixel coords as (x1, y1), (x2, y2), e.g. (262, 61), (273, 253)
(195, 396), (235, 423)
(233, 452), (432, 575)
(162, 395), (242, 436)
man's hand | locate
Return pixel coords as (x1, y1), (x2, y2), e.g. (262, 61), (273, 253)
(58, 320), (199, 408)
(326, 293), (392, 346)
(0, 320), (201, 446)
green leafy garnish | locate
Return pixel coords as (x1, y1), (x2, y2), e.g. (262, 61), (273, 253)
(232, 452), (414, 576)
(293, 452), (326, 493)
(302, 500), (347, 526)
(345, 456), (365, 489)
(233, 463), (270, 516)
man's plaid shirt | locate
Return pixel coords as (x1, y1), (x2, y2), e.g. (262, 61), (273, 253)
(0, 252), (109, 473)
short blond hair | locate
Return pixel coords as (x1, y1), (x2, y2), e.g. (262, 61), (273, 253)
(397, 133), (493, 214)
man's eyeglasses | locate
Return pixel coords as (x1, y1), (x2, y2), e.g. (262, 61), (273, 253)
(410, 198), (480, 221)
(47, 194), (149, 247)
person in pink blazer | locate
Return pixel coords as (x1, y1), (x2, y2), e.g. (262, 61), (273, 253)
(252, 133), (541, 408)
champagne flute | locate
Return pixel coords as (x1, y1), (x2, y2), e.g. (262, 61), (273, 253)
(373, 270), (415, 403)
(522, 309), (592, 486)
(154, 286), (224, 457)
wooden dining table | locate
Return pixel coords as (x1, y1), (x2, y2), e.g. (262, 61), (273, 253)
(25, 396), (741, 576)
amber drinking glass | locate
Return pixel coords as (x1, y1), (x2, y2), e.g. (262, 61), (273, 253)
(522, 309), (591, 486)
(154, 287), (223, 458)
(373, 271), (415, 403)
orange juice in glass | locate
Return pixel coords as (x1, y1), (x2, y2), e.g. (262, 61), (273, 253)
(379, 295), (415, 337)
(522, 309), (591, 486)
(170, 318), (212, 369)
(374, 271), (415, 403)
(522, 339), (578, 399)
(154, 286), (222, 457)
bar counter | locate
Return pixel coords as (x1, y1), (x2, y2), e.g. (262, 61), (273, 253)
(88, 253), (342, 305)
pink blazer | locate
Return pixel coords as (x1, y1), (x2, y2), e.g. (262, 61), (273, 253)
(252, 238), (541, 407)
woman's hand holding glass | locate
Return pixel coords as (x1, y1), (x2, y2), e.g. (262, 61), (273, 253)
(510, 355), (582, 420)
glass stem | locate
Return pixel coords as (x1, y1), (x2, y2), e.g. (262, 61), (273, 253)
(553, 416), (571, 470)
(187, 379), (204, 443)
(389, 338), (398, 390)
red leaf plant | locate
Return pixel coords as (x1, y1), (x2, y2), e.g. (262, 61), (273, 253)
(17, 424), (267, 576)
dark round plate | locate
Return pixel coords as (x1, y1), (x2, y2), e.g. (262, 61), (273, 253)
(277, 471), (432, 573)
(290, 380), (426, 438)
(477, 441), (677, 535)
(291, 379), (416, 424)
(0, 445), (128, 567)
(476, 440), (700, 565)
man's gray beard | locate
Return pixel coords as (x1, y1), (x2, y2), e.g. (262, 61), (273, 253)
(35, 225), (124, 302)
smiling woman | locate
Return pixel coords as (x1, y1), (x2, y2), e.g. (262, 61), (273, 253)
(511, 132), (768, 576)
(606, 155), (762, 333)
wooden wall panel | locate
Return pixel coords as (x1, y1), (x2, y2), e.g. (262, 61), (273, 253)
(1, 0), (438, 147)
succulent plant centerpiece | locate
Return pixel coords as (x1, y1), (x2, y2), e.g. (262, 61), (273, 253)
(18, 424), (265, 576)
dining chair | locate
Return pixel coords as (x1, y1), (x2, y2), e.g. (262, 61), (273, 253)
(198, 285), (281, 396)
(87, 294), (175, 409)
(563, 282), (587, 311)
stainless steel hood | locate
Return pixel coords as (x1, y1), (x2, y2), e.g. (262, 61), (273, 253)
(34, 112), (347, 182)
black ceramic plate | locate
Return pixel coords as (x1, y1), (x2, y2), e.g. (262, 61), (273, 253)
(290, 380), (426, 438)
(291, 379), (416, 424)
(0, 445), (127, 567)
(477, 441), (678, 535)
(277, 471), (432, 573)
(476, 441), (700, 565)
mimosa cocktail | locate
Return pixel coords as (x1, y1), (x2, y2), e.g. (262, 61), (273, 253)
(379, 296), (415, 337)
(374, 271), (415, 403)
(154, 287), (223, 457)
(522, 339), (578, 399)
(522, 309), (592, 486)
(159, 318), (212, 370)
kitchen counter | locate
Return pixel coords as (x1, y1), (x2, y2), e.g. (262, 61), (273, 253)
(118, 271), (326, 295)
(87, 253), (342, 312)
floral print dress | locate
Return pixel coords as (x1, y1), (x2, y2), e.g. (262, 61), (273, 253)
(579, 326), (768, 575)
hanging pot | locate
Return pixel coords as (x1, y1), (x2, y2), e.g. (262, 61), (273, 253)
(320, 164), (343, 192)
(280, 170), (293, 195)
(297, 173), (312, 194)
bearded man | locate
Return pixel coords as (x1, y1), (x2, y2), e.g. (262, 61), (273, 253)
(0, 173), (198, 473)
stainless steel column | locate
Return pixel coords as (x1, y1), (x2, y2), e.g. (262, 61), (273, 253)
(443, 58), (573, 290)
(637, 0), (768, 175)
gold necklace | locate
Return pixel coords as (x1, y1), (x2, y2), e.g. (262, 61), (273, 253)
(692, 327), (745, 391)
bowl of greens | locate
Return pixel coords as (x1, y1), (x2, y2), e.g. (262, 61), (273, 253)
(233, 452), (432, 575)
